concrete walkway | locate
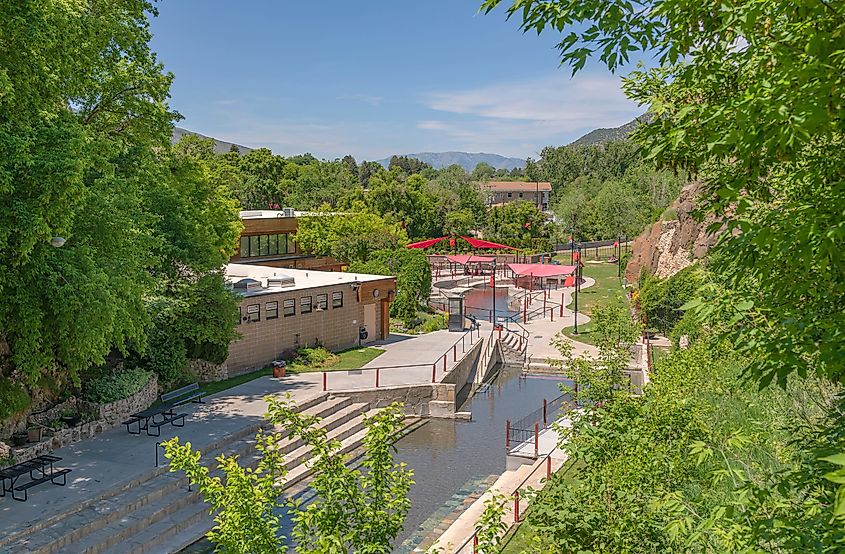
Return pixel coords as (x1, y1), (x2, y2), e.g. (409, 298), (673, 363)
(0, 326), (487, 538)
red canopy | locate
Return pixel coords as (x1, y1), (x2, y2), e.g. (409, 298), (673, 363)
(446, 254), (496, 265)
(508, 263), (577, 278)
(461, 236), (520, 250)
(407, 236), (447, 249)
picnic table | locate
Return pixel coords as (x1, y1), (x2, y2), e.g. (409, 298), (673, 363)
(1, 454), (70, 502)
(123, 383), (205, 437)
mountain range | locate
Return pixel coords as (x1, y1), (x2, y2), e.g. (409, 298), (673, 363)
(171, 126), (253, 155)
(568, 116), (644, 147)
(376, 151), (526, 171)
(170, 117), (643, 167)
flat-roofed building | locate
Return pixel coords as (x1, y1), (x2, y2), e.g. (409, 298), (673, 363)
(479, 181), (552, 211)
(225, 263), (395, 375)
(232, 209), (343, 271)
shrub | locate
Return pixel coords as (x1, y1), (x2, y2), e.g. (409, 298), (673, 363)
(294, 347), (338, 368)
(143, 326), (188, 382)
(420, 313), (446, 333)
(0, 377), (31, 420)
(82, 368), (152, 404)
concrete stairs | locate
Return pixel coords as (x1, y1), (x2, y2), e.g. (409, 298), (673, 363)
(0, 393), (388, 554)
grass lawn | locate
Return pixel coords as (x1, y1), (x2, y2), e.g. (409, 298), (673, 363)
(499, 459), (584, 553)
(198, 367), (272, 398)
(287, 347), (384, 373)
(186, 347), (385, 399)
(554, 260), (627, 345)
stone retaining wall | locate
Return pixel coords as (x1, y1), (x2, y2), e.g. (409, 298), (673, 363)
(333, 383), (456, 418)
(5, 374), (158, 465)
(186, 359), (229, 383)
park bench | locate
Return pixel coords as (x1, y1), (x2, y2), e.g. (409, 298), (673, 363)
(1, 455), (71, 502)
(123, 383), (205, 437)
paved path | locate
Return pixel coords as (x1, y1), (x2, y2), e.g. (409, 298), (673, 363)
(0, 326), (488, 538)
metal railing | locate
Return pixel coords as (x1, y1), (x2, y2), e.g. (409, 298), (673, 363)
(452, 451), (557, 553)
(320, 326), (482, 391)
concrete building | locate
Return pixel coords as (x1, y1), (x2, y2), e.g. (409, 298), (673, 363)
(232, 209), (344, 271)
(480, 181), (552, 212)
(225, 263), (396, 375)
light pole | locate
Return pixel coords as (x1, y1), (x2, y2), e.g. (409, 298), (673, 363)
(573, 245), (581, 335)
(570, 214), (576, 265)
(491, 259), (497, 326)
(617, 235), (622, 278)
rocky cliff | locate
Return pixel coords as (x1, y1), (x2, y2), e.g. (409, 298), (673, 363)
(625, 181), (719, 282)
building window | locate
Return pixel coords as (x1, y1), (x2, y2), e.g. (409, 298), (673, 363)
(278, 233), (288, 254)
(316, 294), (328, 311)
(246, 304), (260, 322)
(518, 192), (524, 198)
(266, 301), (278, 319)
(283, 299), (295, 317)
(300, 296), (312, 314)
(259, 234), (270, 256)
(287, 235), (297, 254)
(507, 192), (513, 198)
(332, 291), (343, 308)
(239, 236), (249, 257)
(268, 234), (278, 255)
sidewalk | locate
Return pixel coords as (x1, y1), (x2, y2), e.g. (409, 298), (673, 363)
(0, 327), (485, 536)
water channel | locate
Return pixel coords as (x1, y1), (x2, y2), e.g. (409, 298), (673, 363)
(181, 365), (567, 553)
(462, 285), (519, 322)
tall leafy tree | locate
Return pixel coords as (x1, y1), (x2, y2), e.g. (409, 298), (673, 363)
(0, 0), (175, 384)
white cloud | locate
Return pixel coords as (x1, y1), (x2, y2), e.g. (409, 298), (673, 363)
(336, 93), (384, 106)
(417, 73), (643, 153)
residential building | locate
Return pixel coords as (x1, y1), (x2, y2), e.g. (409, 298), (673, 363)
(479, 181), (552, 211)
(224, 263), (396, 375)
(232, 209), (344, 271)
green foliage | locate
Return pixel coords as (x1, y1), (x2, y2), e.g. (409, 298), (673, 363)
(484, 201), (552, 249)
(296, 212), (408, 263)
(163, 395), (412, 553)
(82, 368), (152, 404)
(349, 249), (432, 326)
(419, 313), (447, 334)
(0, 377), (31, 420)
(294, 347), (339, 368)
(639, 265), (705, 335)
(474, 491), (508, 553)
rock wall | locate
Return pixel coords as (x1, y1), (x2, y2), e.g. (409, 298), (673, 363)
(4, 374), (158, 465)
(626, 181), (720, 282)
(186, 359), (229, 383)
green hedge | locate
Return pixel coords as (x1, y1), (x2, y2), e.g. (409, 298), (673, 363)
(0, 377), (31, 420)
(82, 368), (152, 404)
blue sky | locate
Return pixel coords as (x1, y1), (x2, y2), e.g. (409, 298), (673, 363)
(150, 0), (646, 160)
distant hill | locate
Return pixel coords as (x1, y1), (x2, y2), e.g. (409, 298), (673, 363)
(569, 117), (645, 147)
(376, 152), (526, 171)
(171, 126), (253, 155)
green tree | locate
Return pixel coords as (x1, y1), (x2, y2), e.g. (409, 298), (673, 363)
(0, 0), (175, 384)
(295, 212), (408, 263)
(163, 396), (412, 553)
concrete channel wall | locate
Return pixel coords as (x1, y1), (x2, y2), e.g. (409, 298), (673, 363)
(335, 339), (484, 419)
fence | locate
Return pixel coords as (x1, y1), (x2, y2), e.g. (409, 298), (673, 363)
(319, 326), (482, 391)
(451, 451), (557, 553)
(506, 393), (569, 451)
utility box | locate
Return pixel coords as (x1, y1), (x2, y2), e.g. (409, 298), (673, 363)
(446, 293), (465, 332)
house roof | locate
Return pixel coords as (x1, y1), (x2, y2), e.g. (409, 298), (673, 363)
(225, 263), (392, 296)
(479, 181), (552, 192)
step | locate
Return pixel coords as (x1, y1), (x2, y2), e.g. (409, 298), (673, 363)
(144, 415), (423, 554)
(2, 392), (331, 554)
(118, 407), (374, 554)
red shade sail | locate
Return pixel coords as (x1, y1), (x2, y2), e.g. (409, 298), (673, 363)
(508, 263), (577, 278)
(460, 236), (520, 250)
(445, 254), (496, 265)
(407, 236), (447, 249)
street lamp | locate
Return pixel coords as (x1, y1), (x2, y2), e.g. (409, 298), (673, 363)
(617, 235), (622, 279)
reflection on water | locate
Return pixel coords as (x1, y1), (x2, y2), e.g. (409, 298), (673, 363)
(462, 286), (518, 321)
(393, 365), (566, 550)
